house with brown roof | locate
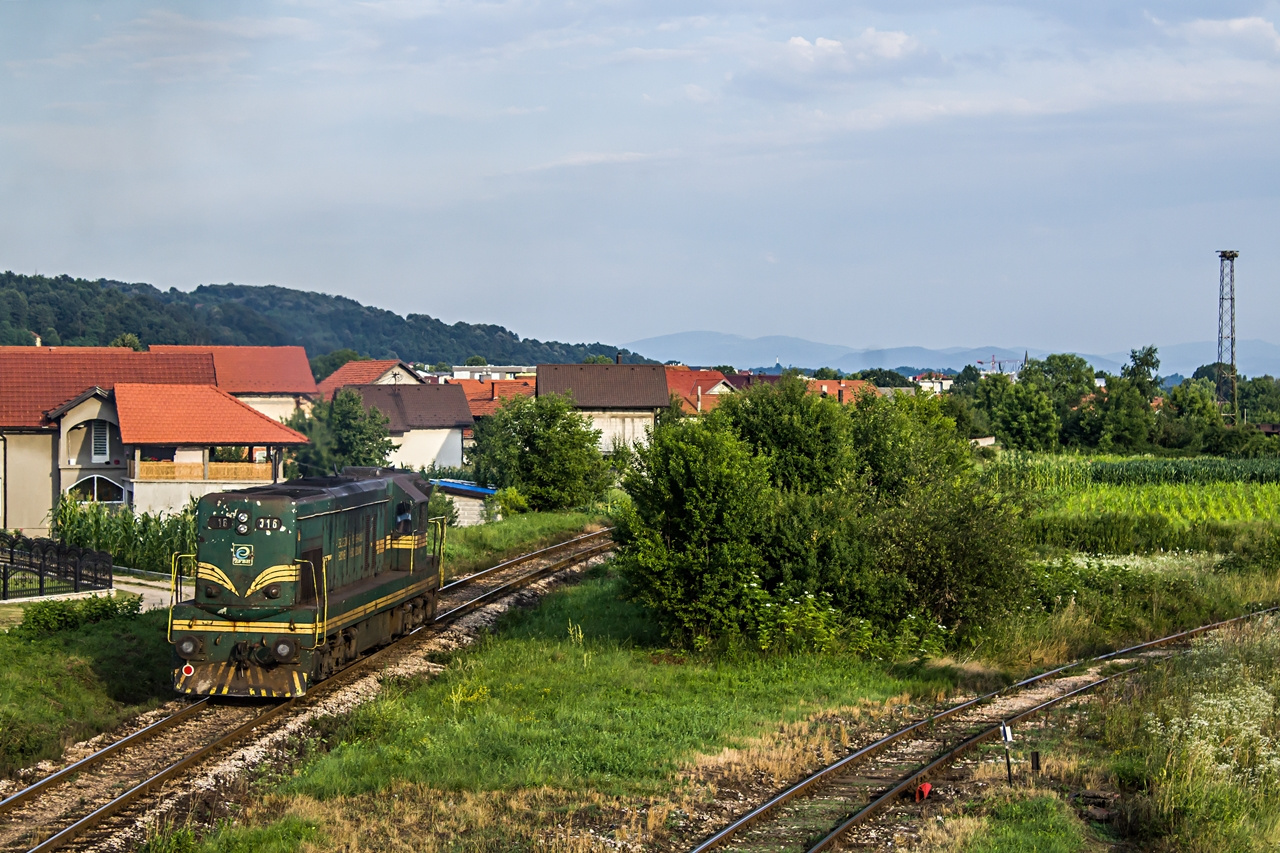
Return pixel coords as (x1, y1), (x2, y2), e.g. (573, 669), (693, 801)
(343, 384), (474, 470)
(666, 367), (733, 414)
(317, 360), (421, 400)
(0, 348), (307, 533)
(150, 345), (318, 421)
(536, 364), (669, 450)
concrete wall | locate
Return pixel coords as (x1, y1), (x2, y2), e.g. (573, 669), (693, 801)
(582, 410), (656, 451)
(388, 428), (465, 470)
(130, 478), (273, 515)
(451, 495), (488, 527)
(2, 432), (57, 534)
(237, 394), (312, 422)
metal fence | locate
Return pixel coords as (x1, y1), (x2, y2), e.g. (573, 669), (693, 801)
(0, 533), (114, 600)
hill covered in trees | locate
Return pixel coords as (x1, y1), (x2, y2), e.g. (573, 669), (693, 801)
(0, 272), (650, 365)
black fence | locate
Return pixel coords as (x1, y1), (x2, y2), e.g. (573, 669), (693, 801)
(0, 533), (114, 600)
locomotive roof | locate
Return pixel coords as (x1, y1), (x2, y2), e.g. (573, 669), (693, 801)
(213, 469), (431, 508)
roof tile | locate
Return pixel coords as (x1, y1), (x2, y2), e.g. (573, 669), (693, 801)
(317, 360), (419, 398)
(150, 345), (317, 394)
(536, 364), (669, 409)
(114, 384), (309, 445)
(342, 384), (474, 432)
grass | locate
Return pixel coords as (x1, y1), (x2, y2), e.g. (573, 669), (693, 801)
(1051, 482), (1280, 525)
(0, 606), (174, 775)
(442, 510), (605, 580)
(976, 551), (1280, 669)
(295, 568), (954, 798)
(0, 603), (25, 631)
(919, 793), (1097, 853)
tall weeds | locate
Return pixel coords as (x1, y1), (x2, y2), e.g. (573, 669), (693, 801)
(50, 497), (197, 573)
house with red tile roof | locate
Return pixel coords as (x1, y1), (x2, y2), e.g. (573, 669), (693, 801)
(446, 378), (536, 419)
(342, 384), (474, 470)
(665, 367), (733, 414)
(0, 347), (307, 533)
(316, 360), (421, 400)
(807, 378), (877, 403)
(150, 345), (318, 421)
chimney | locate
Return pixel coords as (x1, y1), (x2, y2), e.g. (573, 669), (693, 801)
(697, 385), (702, 413)
(491, 383), (497, 400)
(838, 388), (845, 404)
(615, 352), (622, 364)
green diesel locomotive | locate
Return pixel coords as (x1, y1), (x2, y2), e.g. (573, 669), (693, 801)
(168, 468), (444, 698)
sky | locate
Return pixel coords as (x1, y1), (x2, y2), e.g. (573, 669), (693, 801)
(2, 1), (1278, 355)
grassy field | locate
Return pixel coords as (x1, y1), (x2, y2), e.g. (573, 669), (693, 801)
(0, 606), (173, 774)
(442, 510), (605, 580)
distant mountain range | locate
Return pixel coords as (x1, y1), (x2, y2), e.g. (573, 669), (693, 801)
(624, 331), (1280, 379)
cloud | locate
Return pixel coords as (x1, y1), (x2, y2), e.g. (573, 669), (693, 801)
(1175, 16), (1280, 56)
(523, 151), (657, 171)
(684, 83), (714, 103)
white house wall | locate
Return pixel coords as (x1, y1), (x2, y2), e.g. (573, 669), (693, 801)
(388, 428), (465, 470)
(1, 432), (57, 535)
(583, 410), (655, 451)
(237, 395), (311, 422)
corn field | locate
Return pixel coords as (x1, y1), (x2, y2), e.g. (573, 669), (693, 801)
(50, 498), (198, 574)
(987, 454), (1280, 493)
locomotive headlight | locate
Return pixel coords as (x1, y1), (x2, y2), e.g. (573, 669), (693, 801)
(270, 636), (298, 663)
(175, 635), (204, 659)
(264, 583), (282, 599)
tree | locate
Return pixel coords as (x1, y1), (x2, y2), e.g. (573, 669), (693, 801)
(711, 365), (738, 376)
(812, 366), (842, 380)
(432, 361), (451, 372)
(950, 364), (982, 395)
(1018, 354), (1095, 417)
(1079, 376), (1154, 452)
(991, 382), (1060, 451)
(715, 374), (857, 493)
(469, 393), (609, 510)
(310, 349), (369, 381)
(1121, 346), (1160, 401)
(582, 355), (613, 364)
(855, 368), (913, 388)
(616, 417), (775, 645)
(464, 355), (488, 366)
(109, 332), (143, 350)
(285, 389), (395, 476)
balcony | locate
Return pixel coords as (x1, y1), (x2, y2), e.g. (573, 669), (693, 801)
(128, 461), (273, 482)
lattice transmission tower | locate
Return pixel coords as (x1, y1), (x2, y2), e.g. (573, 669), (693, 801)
(1218, 250), (1239, 422)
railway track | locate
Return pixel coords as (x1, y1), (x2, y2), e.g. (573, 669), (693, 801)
(691, 604), (1280, 853)
(0, 528), (613, 853)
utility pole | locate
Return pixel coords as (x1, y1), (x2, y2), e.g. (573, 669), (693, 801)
(1218, 250), (1239, 423)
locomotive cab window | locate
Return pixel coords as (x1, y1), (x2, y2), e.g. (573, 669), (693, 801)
(394, 501), (413, 535)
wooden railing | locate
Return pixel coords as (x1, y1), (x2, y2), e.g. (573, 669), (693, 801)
(128, 461), (273, 481)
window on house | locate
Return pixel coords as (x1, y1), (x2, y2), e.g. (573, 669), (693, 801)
(68, 476), (125, 503)
(91, 420), (110, 463)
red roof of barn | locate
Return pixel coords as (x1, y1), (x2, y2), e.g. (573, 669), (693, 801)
(317, 360), (419, 399)
(448, 378), (536, 418)
(113, 384), (308, 446)
(150, 345), (317, 395)
(0, 347), (217, 429)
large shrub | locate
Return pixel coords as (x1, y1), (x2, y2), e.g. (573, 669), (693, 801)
(470, 393), (609, 511)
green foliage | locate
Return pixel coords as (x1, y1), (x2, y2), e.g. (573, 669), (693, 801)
(51, 497), (197, 573)
(811, 366), (842, 379)
(141, 816), (320, 853)
(0, 608), (172, 773)
(854, 367), (914, 387)
(441, 510), (600, 579)
(1121, 344), (1161, 400)
(991, 382), (1060, 451)
(492, 486), (529, 517)
(716, 374), (857, 493)
(108, 332), (143, 350)
(616, 417), (775, 647)
(469, 393), (609, 511)
(710, 364), (738, 376)
(0, 272), (651, 366)
(1019, 353), (1096, 418)
(961, 796), (1088, 853)
(581, 354), (613, 364)
(285, 388), (395, 476)
(619, 383), (1031, 649)
(16, 594), (142, 636)
(464, 355), (488, 366)
(426, 489), (458, 527)
(309, 348), (369, 381)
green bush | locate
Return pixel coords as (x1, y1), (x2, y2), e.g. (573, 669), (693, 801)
(426, 489), (458, 527)
(492, 486), (529, 517)
(17, 593), (142, 636)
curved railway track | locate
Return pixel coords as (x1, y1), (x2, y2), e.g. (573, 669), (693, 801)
(691, 604), (1280, 853)
(0, 528), (613, 853)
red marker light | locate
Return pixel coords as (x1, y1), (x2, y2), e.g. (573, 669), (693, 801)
(181, 664), (195, 677)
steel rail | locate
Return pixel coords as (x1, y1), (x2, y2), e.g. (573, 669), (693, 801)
(0, 700), (211, 816)
(16, 533), (613, 853)
(690, 602), (1280, 853)
(806, 667), (1140, 853)
(440, 528), (612, 593)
